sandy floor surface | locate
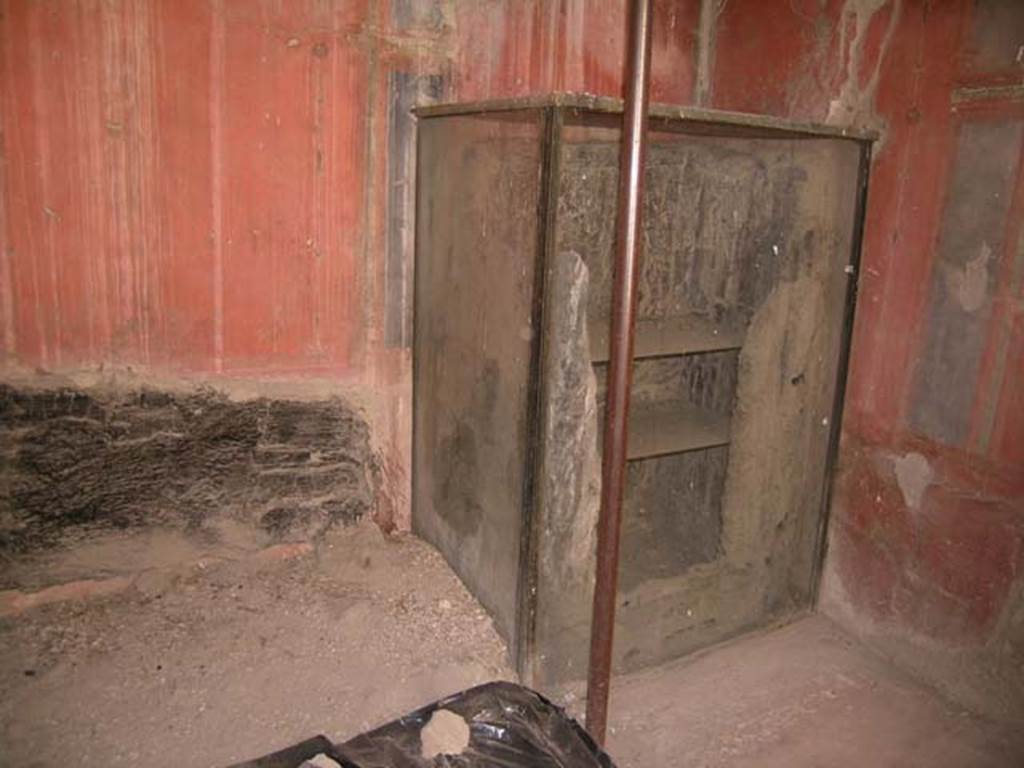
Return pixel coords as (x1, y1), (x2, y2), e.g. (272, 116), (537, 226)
(0, 523), (513, 767)
(3, 526), (1021, 768)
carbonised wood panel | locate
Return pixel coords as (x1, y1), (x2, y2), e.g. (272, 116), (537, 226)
(412, 111), (545, 648)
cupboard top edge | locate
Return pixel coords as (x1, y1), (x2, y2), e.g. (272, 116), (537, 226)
(413, 93), (878, 143)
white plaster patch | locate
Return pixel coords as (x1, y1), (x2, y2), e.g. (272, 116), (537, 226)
(892, 452), (933, 510)
(945, 241), (992, 313)
(827, 0), (901, 128)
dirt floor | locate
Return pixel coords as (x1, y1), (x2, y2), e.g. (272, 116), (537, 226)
(0, 523), (513, 767)
(2, 527), (1022, 768)
(597, 616), (1024, 768)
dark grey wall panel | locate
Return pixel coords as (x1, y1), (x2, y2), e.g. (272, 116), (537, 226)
(412, 113), (544, 645)
(910, 120), (1022, 445)
(385, 71), (445, 347)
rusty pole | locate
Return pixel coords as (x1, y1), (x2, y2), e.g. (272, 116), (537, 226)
(586, 0), (653, 746)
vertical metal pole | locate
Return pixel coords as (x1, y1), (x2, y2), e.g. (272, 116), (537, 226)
(585, 0), (653, 746)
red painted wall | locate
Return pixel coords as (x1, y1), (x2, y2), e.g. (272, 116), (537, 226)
(1, 0), (368, 375)
(2, 0), (1021, 711)
(0, 0), (698, 376)
(0, 1), (701, 530)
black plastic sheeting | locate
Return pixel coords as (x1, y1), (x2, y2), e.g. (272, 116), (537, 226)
(229, 682), (617, 768)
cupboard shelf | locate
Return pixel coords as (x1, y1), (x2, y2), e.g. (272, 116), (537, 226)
(589, 316), (744, 363)
(625, 401), (731, 460)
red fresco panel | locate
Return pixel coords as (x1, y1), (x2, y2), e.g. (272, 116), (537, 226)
(830, 518), (901, 622)
(39, 2), (97, 367)
(318, 38), (366, 370)
(649, 0), (698, 104)
(1, 0), (102, 368)
(100, 0), (166, 367)
(217, 1), (365, 373)
(711, 0), (903, 122)
(832, 431), (1023, 641)
(835, 446), (915, 556)
(218, 6), (311, 370)
(150, 0), (216, 370)
(712, 0), (805, 114)
(1, 0), (365, 375)
(581, 0), (625, 97)
(1, 0), (213, 371)
(447, 3), (492, 101)
(712, 0), (845, 120)
(0, 66), (10, 361)
(61, 0), (170, 369)
(915, 486), (1022, 632)
(890, 570), (984, 643)
(452, 2), (535, 100)
(1, 0), (48, 366)
(854, 1), (897, 92)
(452, 1), (695, 104)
